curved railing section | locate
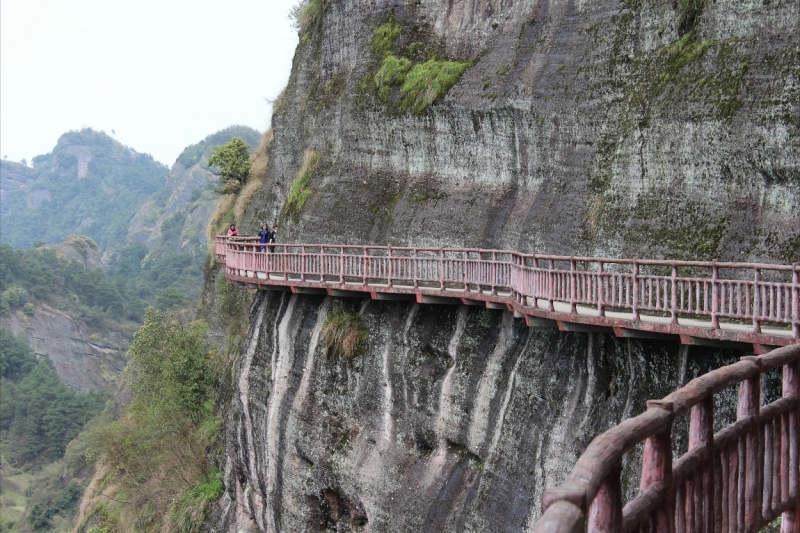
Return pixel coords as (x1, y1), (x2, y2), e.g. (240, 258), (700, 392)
(532, 342), (800, 533)
(216, 236), (799, 347)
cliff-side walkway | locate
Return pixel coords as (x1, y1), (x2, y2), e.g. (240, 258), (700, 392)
(217, 237), (799, 352)
(532, 342), (800, 533)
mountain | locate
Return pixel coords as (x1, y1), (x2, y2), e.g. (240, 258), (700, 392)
(0, 129), (168, 253)
(127, 125), (261, 255)
(0, 124), (267, 533)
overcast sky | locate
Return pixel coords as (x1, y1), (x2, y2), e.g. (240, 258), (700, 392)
(1, 0), (299, 166)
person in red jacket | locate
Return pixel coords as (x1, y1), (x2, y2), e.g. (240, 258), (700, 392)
(227, 224), (239, 236)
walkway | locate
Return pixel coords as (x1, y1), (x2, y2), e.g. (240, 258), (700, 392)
(217, 237), (799, 352)
(532, 342), (800, 533)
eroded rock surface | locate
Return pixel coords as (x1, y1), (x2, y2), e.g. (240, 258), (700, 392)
(216, 291), (739, 532)
(1, 304), (127, 391)
(243, 0), (798, 261)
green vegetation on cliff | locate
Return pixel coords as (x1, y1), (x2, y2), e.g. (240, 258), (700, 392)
(174, 126), (261, 170)
(206, 138), (253, 193)
(88, 309), (221, 533)
(0, 343), (108, 467)
(283, 149), (320, 219)
(291, 0), (329, 42)
(0, 243), (130, 325)
(365, 17), (472, 114)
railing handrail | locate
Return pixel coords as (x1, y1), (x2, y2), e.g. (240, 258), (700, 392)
(533, 342), (800, 532)
(218, 237), (800, 343)
(216, 237), (797, 271)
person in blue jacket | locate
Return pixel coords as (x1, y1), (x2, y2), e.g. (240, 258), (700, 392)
(259, 224), (270, 252)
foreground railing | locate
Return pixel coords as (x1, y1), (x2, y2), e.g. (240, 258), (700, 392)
(216, 237), (800, 343)
(533, 343), (800, 533)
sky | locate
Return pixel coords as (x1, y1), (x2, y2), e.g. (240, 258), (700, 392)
(0, 0), (299, 166)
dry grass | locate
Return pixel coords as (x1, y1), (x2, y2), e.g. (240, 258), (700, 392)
(249, 128), (273, 182)
(322, 308), (369, 358)
(233, 177), (262, 223)
(206, 194), (236, 257)
(271, 88), (287, 114)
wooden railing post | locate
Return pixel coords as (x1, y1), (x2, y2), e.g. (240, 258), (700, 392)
(548, 259), (555, 312)
(301, 245), (306, 282)
(588, 462), (623, 533)
(387, 247), (393, 289)
(671, 265), (678, 325)
(782, 358), (800, 533)
(491, 252), (498, 296)
(632, 260), (640, 322)
(463, 251), (469, 292)
(689, 396), (714, 533)
(754, 268), (762, 334)
(413, 249), (419, 290)
(738, 364), (762, 532)
(339, 247), (344, 284)
(363, 247), (368, 286)
(570, 258), (577, 314)
(711, 261), (720, 329)
(642, 400), (675, 533)
(440, 249), (445, 290)
(792, 264), (799, 341)
(597, 261), (605, 318)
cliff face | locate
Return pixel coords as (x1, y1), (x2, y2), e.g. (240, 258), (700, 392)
(216, 291), (744, 532)
(0, 303), (127, 392)
(243, 0), (798, 261)
(216, 0), (798, 531)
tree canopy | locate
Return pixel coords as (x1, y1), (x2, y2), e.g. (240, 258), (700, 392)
(0, 329), (109, 466)
(206, 137), (252, 192)
(91, 309), (222, 532)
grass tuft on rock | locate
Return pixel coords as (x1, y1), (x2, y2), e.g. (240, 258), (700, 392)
(284, 150), (320, 217)
(165, 467), (224, 533)
(400, 58), (472, 113)
(372, 18), (401, 56)
(292, 0), (328, 42)
(322, 308), (369, 359)
(375, 55), (412, 100)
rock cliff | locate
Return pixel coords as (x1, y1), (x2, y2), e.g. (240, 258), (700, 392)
(0, 303), (126, 392)
(215, 0), (798, 531)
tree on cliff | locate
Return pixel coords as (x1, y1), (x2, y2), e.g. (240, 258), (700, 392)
(90, 308), (222, 531)
(206, 137), (251, 193)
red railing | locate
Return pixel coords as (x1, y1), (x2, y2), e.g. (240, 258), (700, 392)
(215, 237), (800, 345)
(533, 343), (800, 533)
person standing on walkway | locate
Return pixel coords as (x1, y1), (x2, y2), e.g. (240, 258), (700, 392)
(227, 224), (239, 236)
(259, 224), (269, 252)
(269, 225), (278, 253)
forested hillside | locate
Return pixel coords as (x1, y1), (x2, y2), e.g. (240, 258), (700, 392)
(0, 123), (266, 533)
(0, 129), (168, 254)
(118, 125), (261, 306)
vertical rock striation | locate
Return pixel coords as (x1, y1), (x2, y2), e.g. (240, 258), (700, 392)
(215, 292), (740, 531)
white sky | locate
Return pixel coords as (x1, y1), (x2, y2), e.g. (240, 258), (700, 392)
(0, 0), (299, 166)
